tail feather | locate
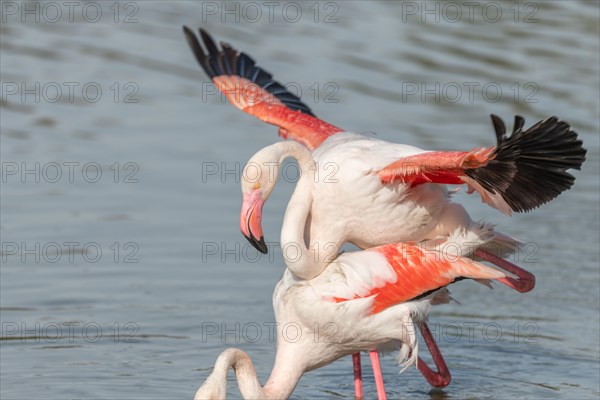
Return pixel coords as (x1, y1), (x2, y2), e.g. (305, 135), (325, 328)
(465, 115), (587, 213)
(477, 230), (521, 260)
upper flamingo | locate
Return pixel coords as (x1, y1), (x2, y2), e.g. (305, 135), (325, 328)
(183, 27), (587, 280)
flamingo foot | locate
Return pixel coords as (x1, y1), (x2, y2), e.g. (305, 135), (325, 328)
(369, 350), (387, 400)
(474, 248), (536, 293)
(417, 322), (451, 388)
(352, 353), (363, 400)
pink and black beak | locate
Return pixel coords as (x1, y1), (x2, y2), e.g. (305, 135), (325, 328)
(240, 190), (268, 254)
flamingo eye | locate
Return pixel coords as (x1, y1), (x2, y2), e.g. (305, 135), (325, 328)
(253, 182), (261, 190)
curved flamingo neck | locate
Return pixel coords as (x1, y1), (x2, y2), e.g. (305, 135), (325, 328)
(272, 143), (327, 280)
(195, 348), (302, 400)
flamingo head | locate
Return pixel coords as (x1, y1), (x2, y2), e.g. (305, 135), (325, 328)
(240, 148), (281, 254)
(240, 185), (268, 254)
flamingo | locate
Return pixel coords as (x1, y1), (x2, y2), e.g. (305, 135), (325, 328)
(182, 27), (586, 279)
(182, 27), (586, 395)
(241, 140), (538, 397)
(194, 192), (512, 399)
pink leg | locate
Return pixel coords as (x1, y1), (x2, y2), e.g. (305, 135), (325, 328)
(474, 248), (536, 293)
(352, 353), (363, 400)
(369, 350), (387, 400)
(417, 322), (451, 388)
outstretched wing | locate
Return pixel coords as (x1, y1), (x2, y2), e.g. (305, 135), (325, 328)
(377, 115), (586, 215)
(183, 26), (343, 150)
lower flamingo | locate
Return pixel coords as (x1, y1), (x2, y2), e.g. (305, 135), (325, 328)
(194, 229), (510, 399)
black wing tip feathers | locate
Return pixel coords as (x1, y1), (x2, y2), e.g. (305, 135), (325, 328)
(182, 26), (315, 116)
(469, 114), (587, 213)
(489, 114), (528, 141)
(490, 114), (506, 143)
(513, 115), (525, 133)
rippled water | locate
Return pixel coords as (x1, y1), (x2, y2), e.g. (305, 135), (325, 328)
(1, 1), (599, 399)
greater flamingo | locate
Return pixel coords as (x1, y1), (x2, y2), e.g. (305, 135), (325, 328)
(194, 227), (510, 399)
(183, 27), (586, 279)
(183, 27), (586, 395)
(241, 140), (537, 397)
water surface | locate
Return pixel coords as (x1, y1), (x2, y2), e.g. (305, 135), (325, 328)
(1, 1), (599, 399)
